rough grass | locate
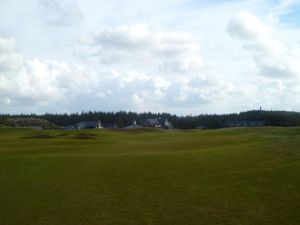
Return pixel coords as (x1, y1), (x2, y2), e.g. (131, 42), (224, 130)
(0, 127), (299, 225)
(0, 117), (61, 129)
(73, 132), (98, 139)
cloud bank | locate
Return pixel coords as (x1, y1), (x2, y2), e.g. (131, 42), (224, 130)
(227, 11), (300, 78)
(83, 24), (203, 74)
(1, 0), (300, 114)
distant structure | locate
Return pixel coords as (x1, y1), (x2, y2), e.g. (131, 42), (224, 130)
(64, 120), (118, 130)
(163, 118), (174, 129)
(64, 118), (173, 130)
(139, 118), (162, 128)
(222, 120), (265, 128)
(102, 123), (118, 129)
(123, 120), (143, 129)
(124, 118), (173, 129)
(77, 121), (102, 129)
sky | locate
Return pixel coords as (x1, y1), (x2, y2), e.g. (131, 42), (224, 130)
(1, 0), (300, 115)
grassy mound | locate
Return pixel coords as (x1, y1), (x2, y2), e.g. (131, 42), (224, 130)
(0, 117), (61, 129)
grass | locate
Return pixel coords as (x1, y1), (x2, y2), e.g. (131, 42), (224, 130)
(0, 127), (299, 225)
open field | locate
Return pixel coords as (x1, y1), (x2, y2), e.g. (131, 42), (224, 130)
(0, 127), (299, 225)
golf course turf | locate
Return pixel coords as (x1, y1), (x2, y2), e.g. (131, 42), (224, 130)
(0, 127), (299, 225)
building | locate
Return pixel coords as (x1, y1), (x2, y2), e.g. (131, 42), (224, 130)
(65, 120), (118, 130)
(161, 118), (174, 129)
(139, 118), (163, 128)
(123, 120), (143, 129)
(124, 118), (173, 129)
(77, 121), (102, 129)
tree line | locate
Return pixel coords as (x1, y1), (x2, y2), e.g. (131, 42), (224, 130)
(1, 110), (300, 129)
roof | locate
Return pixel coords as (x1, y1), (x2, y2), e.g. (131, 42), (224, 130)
(146, 119), (161, 126)
(78, 121), (101, 129)
(163, 118), (173, 128)
(79, 121), (99, 126)
(136, 118), (173, 128)
(137, 118), (161, 127)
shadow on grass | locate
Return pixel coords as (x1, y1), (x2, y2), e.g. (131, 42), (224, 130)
(21, 134), (55, 139)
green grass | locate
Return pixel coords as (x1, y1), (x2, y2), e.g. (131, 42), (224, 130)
(0, 127), (299, 225)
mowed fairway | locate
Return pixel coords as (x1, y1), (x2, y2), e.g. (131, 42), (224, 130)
(0, 127), (299, 225)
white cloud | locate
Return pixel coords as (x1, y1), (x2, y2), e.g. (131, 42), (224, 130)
(0, 34), (220, 114)
(2, 0), (300, 114)
(227, 11), (300, 78)
(83, 24), (203, 74)
(227, 11), (272, 41)
(0, 35), (23, 71)
(0, 59), (65, 106)
(39, 0), (83, 26)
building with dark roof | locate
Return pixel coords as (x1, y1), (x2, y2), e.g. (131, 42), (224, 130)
(78, 121), (102, 129)
(126, 118), (173, 129)
(139, 118), (162, 128)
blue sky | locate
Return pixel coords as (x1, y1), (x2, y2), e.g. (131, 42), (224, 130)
(0, 0), (300, 114)
(281, 6), (300, 26)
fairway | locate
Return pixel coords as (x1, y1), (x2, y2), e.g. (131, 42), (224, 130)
(0, 127), (299, 225)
